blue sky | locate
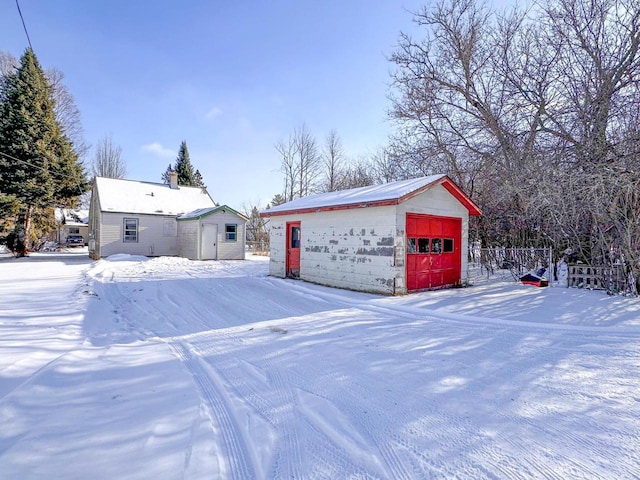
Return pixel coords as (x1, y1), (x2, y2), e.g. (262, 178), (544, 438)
(1, 0), (424, 209)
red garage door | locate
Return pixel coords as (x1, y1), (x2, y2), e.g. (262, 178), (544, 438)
(406, 213), (462, 291)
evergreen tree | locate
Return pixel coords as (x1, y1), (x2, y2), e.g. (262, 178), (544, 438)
(0, 48), (86, 252)
(174, 140), (196, 186)
(161, 141), (206, 187)
(161, 163), (173, 183)
(193, 169), (205, 188)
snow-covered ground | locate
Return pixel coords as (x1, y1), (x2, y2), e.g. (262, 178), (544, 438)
(1, 251), (639, 479)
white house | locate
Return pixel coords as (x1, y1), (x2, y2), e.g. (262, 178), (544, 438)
(261, 175), (482, 295)
(55, 208), (89, 245)
(89, 173), (246, 260)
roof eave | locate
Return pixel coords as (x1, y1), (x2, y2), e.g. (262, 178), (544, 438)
(260, 175), (482, 218)
(260, 198), (400, 218)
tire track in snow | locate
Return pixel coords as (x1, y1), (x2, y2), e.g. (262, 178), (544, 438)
(168, 341), (257, 480)
(242, 354), (403, 478)
(0, 350), (71, 402)
(239, 358), (305, 479)
(183, 336), (306, 479)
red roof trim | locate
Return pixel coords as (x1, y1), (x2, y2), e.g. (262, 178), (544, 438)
(260, 176), (482, 218)
(440, 179), (483, 216)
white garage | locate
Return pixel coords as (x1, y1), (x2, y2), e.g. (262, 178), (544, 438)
(261, 175), (481, 295)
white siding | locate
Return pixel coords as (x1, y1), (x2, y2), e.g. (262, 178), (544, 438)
(269, 221), (287, 277)
(269, 206), (400, 294)
(268, 183), (472, 295)
(177, 220), (199, 260)
(99, 213), (179, 257)
(177, 212), (246, 260)
(210, 212), (246, 260)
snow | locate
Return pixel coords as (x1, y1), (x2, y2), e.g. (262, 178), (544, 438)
(94, 176), (215, 216)
(1, 251), (639, 479)
(264, 174), (446, 214)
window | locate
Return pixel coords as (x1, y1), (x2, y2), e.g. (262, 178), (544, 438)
(443, 238), (454, 253)
(69, 227), (80, 234)
(418, 238), (430, 253)
(225, 224), (237, 241)
(407, 238), (416, 253)
(123, 218), (138, 243)
(431, 238), (442, 254)
(290, 226), (300, 248)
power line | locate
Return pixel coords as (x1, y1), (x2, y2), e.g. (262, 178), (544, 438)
(0, 150), (87, 197)
(15, 0), (33, 51)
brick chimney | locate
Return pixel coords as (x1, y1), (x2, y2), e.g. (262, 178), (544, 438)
(169, 170), (179, 189)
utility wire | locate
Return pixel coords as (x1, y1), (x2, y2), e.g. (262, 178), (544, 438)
(16, 0), (33, 51)
(0, 150), (87, 197)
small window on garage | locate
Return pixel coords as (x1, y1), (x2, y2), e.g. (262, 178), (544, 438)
(431, 238), (442, 254)
(407, 238), (416, 253)
(123, 218), (138, 243)
(69, 227), (80, 234)
(225, 224), (237, 241)
(291, 226), (300, 248)
(418, 238), (430, 253)
(443, 238), (454, 253)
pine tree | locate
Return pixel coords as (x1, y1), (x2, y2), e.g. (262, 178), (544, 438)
(0, 48), (86, 252)
(161, 163), (173, 183)
(193, 169), (205, 188)
(174, 140), (196, 186)
(161, 141), (207, 187)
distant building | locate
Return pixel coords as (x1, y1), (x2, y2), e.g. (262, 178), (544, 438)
(55, 208), (89, 245)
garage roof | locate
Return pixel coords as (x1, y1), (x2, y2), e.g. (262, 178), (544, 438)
(261, 175), (482, 217)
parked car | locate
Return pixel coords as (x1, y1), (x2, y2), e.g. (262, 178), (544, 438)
(65, 235), (84, 246)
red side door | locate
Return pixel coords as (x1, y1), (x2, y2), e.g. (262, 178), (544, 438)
(406, 213), (462, 291)
(286, 221), (301, 278)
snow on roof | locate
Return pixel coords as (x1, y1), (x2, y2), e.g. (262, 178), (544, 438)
(178, 205), (248, 221)
(55, 208), (89, 225)
(94, 177), (215, 216)
(263, 174), (448, 215)
(179, 207), (216, 220)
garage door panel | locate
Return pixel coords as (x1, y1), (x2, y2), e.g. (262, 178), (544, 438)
(406, 213), (462, 291)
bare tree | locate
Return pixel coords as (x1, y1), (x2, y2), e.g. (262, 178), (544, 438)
(322, 129), (344, 192)
(340, 157), (376, 189)
(292, 123), (320, 198)
(389, 0), (640, 273)
(0, 51), (18, 76)
(46, 68), (89, 161)
(275, 135), (298, 202)
(92, 135), (127, 178)
(242, 202), (270, 254)
(276, 124), (320, 200)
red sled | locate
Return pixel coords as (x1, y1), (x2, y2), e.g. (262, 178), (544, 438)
(520, 273), (549, 287)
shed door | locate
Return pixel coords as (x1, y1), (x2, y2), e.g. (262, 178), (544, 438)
(202, 224), (218, 260)
(286, 222), (301, 278)
(406, 213), (461, 291)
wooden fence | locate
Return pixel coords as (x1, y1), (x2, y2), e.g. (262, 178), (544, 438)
(568, 264), (630, 293)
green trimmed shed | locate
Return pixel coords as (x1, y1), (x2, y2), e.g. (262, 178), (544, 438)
(177, 205), (248, 260)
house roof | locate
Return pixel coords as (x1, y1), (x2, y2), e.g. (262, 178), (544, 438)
(261, 175), (482, 217)
(178, 205), (249, 221)
(94, 177), (215, 216)
(55, 208), (89, 225)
